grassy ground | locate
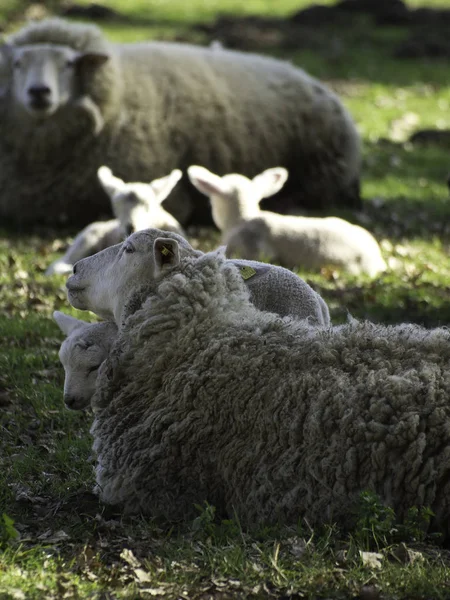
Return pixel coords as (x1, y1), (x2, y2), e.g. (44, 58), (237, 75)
(2, 1), (450, 598)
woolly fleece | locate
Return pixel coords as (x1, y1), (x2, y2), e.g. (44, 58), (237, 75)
(91, 247), (450, 535)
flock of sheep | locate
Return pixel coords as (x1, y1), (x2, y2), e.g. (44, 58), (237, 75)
(3, 16), (450, 535)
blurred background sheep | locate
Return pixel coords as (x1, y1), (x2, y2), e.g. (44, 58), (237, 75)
(0, 16), (361, 228)
(45, 166), (183, 275)
(188, 165), (387, 276)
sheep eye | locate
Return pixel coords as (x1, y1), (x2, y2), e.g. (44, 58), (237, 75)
(13, 60), (21, 69)
(66, 60), (75, 68)
(123, 243), (135, 254)
(88, 365), (101, 375)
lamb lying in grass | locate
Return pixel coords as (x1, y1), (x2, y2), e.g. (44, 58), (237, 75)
(66, 228), (330, 326)
(53, 311), (117, 410)
(46, 167), (183, 275)
(65, 230), (450, 536)
(188, 165), (387, 277)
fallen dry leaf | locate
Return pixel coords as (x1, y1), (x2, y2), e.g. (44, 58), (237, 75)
(359, 550), (383, 569)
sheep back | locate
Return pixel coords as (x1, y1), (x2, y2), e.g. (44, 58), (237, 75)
(231, 258), (330, 324)
(226, 214), (386, 275)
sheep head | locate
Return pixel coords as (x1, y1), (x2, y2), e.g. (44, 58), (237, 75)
(187, 165), (288, 233)
(53, 311), (117, 410)
(97, 166), (182, 236)
(66, 229), (200, 325)
(9, 43), (108, 119)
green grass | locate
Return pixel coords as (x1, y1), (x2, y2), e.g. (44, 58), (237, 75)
(2, 0), (450, 598)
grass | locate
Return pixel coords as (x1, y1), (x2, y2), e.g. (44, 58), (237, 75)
(2, 0), (450, 598)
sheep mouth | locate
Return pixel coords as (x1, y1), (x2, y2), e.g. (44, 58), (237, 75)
(26, 101), (56, 117)
(66, 279), (86, 293)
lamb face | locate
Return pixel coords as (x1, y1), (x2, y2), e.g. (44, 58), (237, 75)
(97, 167), (183, 236)
(188, 165), (288, 233)
(66, 242), (123, 319)
(53, 311), (117, 410)
(66, 228), (198, 322)
(9, 44), (108, 119)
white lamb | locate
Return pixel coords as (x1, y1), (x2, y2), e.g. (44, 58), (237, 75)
(46, 167), (183, 275)
(187, 165), (387, 277)
(66, 228), (330, 327)
(53, 311), (117, 410)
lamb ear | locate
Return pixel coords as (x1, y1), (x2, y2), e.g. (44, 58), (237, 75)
(53, 311), (89, 336)
(97, 166), (126, 197)
(150, 169), (183, 204)
(187, 165), (231, 199)
(153, 238), (180, 273)
(252, 167), (288, 201)
(76, 52), (110, 68)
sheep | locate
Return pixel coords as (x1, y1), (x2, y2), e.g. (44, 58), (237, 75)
(188, 165), (387, 277)
(0, 17), (361, 228)
(65, 230), (450, 535)
(53, 311), (117, 410)
(66, 228), (330, 326)
(45, 166), (183, 275)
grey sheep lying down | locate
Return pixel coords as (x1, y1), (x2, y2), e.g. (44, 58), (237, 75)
(0, 18), (361, 227)
(66, 229), (330, 327)
(65, 230), (450, 535)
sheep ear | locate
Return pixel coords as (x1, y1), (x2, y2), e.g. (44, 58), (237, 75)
(76, 52), (110, 68)
(150, 169), (183, 204)
(252, 167), (288, 201)
(97, 166), (126, 197)
(53, 311), (89, 336)
(187, 165), (231, 198)
(153, 238), (180, 273)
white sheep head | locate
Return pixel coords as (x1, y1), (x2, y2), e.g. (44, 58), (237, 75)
(66, 229), (200, 323)
(6, 44), (108, 118)
(97, 166), (182, 236)
(53, 311), (116, 410)
(187, 165), (288, 232)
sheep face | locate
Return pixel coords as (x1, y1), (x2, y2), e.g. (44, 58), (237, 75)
(53, 311), (116, 410)
(66, 229), (198, 322)
(97, 167), (182, 235)
(9, 44), (108, 118)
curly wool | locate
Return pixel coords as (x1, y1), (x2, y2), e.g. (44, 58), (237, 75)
(91, 250), (450, 533)
(0, 18), (361, 227)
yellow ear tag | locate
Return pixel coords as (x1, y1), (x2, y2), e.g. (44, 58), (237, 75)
(161, 245), (173, 257)
(240, 266), (257, 280)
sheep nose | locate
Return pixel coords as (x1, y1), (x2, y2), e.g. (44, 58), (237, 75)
(28, 84), (51, 101)
(64, 394), (78, 409)
(73, 262), (79, 274)
(124, 223), (134, 236)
